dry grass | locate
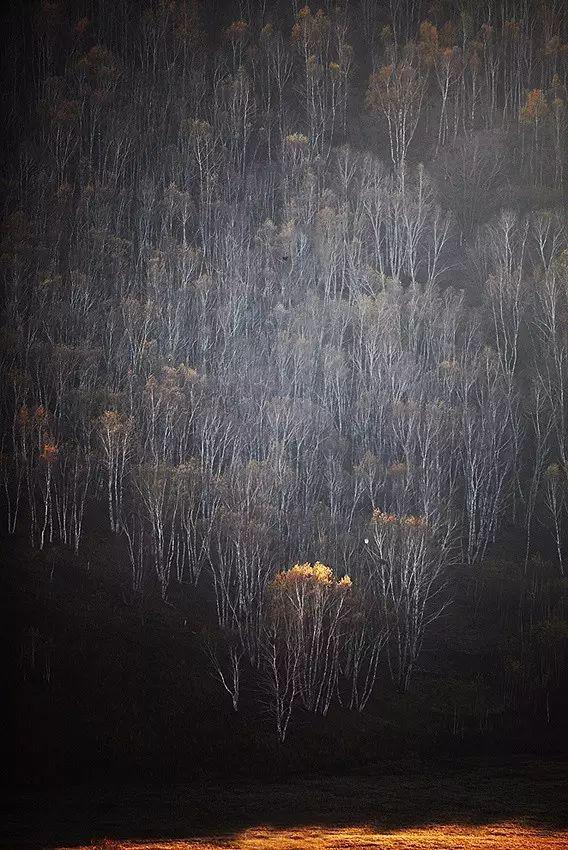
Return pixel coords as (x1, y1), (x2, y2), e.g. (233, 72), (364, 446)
(57, 822), (568, 850)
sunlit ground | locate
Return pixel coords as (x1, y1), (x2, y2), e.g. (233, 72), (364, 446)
(55, 822), (568, 850)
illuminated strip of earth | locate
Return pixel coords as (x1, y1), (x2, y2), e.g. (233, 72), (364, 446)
(55, 822), (568, 849)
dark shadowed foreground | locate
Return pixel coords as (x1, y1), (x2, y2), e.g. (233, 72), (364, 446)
(3, 761), (567, 850)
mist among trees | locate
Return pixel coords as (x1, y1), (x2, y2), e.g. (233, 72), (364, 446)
(1, 0), (568, 779)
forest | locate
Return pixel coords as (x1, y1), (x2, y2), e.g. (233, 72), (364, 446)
(1, 0), (568, 787)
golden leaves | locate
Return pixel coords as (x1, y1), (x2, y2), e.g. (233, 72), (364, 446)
(439, 359), (460, 373)
(98, 409), (132, 436)
(226, 19), (248, 41)
(285, 132), (309, 146)
(372, 508), (428, 531)
(292, 6), (330, 49)
(419, 20), (439, 66)
(273, 561), (351, 590)
(76, 45), (119, 83)
(420, 20), (438, 47)
(520, 89), (549, 124)
(366, 62), (423, 114)
(545, 462), (568, 481)
(187, 118), (212, 140)
(372, 508), (398, 525)
(34, 405), (48, 425)
(40, 441), (59, 463)
(388, 461), (407, 477)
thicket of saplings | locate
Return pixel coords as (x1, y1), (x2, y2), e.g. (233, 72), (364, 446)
(1, 0), (567, 759)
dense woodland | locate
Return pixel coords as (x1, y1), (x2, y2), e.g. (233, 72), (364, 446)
(1, 0), (568, 784)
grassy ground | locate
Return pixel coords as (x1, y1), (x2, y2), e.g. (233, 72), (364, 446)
(57, 823), (568, 849)
(3, 760), (567, 850)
